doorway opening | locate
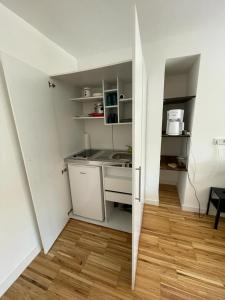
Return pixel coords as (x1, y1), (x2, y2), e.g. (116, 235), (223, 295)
(159, 54), (200, 207)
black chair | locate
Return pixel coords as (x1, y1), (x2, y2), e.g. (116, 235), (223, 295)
(206, 187), (225, 229)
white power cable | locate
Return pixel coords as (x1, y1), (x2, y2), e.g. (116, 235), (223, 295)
(217, 144), (225, 175)
(186, 138), (201, 217)
(186, 138), (225, 217)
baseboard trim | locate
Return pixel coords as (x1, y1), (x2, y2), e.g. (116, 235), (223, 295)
(181, 204), (206, 214)
(0, 245), (41, 297)
(145, 198), (159, 206)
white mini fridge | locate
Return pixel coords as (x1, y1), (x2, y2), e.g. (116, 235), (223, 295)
(68, 164), (104, 221)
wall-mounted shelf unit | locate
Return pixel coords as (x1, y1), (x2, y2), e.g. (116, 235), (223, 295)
(104, 82), (118, 125)
(105, 89), (118, 93)
(160, 155), (187, 172)
(119, 98), (132, 103)
(162, 134), (190, 137)
(159, 54), (200, 189)
(119, 121), (132, 125)
(66, 62), (132, 126)
(73, 116), (104, 120)
(70, 96), (103, 103)
(105, 105), (118, 108)
(164, 95), (196, 105)
(70, 83), (104, 121)
(103, 77), (133, 125)
(118, 79), (132, 125)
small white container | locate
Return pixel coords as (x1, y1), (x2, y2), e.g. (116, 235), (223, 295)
(83, 87), (91, 98)
(94, 102), (104, 113)
(84, 132), (91, 149)
(167, 109), (184, 120)
(166, 121), (181, 135)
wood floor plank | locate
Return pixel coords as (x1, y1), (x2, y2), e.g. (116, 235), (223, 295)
(3, 184), (225, 299)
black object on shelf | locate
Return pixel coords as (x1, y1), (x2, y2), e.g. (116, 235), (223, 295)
(206, 187), (225, 229)
(164, 95), (196, 105)
(161, 130), (191, 137)
(160, 155), (187, 172)
(162, 134), (190, 137)
(106, 91), (117, 106)
(107, 112), (118, 124)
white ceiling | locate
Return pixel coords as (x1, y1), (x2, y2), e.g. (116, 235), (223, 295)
(0, 0), (133, 59)
(1, 0), (225, 61)
(136, 0), (225, 44)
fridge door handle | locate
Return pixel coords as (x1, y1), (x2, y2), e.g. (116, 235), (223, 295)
(135, 166), (141, 202)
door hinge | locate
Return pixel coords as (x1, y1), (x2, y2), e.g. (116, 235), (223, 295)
(62, 167), (67, 174)
(48, 81), (56, 88)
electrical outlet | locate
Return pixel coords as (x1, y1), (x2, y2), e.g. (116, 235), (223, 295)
(213, 137), (225, 145)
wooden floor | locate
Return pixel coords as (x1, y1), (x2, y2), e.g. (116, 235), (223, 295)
(136, 185), (225, 299)
(3, 184), (225, 299)
(2, 220), (133, 300)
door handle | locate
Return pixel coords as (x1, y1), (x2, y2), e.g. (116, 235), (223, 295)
(135, 166), (141, 202)
(80, 172), (86, 175)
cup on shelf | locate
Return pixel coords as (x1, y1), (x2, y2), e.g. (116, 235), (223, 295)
(83, 87), (91, 98)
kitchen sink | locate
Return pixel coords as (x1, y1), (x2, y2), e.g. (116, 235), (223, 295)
(111, 152), (132, 160)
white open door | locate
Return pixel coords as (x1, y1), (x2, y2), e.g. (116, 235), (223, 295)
(132, 6), (147, 288)
(1, 53), (69, 253)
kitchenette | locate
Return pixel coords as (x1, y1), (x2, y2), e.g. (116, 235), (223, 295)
(66, 148), (132, 232)
(47, 61), (134, 233)
(2, 42), (147, 287)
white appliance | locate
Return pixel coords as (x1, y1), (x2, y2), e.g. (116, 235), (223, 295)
(83, 87), (91, 97)
(68, 164), (104, 221)
(166, 109), (184, 136)
(84, 132), (91, 150)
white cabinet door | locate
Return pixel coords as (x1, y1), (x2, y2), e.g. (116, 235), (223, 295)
(1, 53), (69, 253)
(68, 164), (104, 221)
(132, 6), (148, 288)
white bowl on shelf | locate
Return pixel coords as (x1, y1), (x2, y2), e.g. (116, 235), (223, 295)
(93, 92), (102, 97)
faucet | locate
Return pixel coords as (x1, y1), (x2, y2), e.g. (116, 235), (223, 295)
(126, 145), (132, 153)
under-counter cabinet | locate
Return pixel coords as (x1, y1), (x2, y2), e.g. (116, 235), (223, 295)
(103, 165), (132, 206)
(68, 164), (104, 221)
(0, 7), (147, 288)
(103, 165), (132, 233)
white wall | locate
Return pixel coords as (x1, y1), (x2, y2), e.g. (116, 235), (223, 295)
(51, 79), (84, 158)
(84, 121), (132, 150)
(0, 4), (77, 74)
(0, 3), (77, 296)
(143, 25), (225, 210)
(0, 65), (41, 295)
(177, 59), (200, 205)
(164, 73), (188, 98)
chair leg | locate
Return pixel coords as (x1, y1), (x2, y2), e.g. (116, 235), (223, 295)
(206, 188), (212, 215)
(214, 204), (221, 229)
